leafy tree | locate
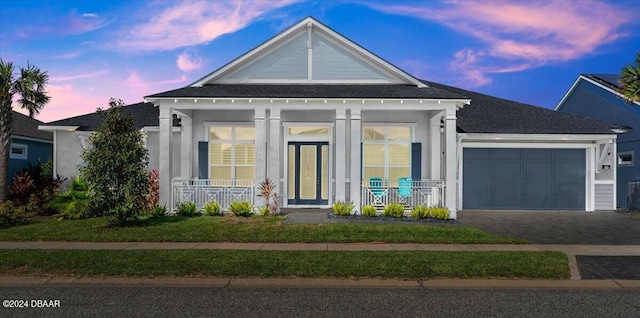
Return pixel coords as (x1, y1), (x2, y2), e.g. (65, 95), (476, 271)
(619, 51), (640, 104)
(0, 59), (50, 202)
(80, 98), (149, 226)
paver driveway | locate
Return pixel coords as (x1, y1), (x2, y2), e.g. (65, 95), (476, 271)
(457, 211), (640, 245)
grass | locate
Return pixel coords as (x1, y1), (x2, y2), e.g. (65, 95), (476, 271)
(0, 250), (568, 279)
(0, 215), (526, 244)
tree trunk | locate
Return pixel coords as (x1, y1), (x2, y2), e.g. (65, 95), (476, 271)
(0, 105), (13, 203)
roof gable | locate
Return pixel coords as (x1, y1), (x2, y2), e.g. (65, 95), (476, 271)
(192, 17), (425, 87)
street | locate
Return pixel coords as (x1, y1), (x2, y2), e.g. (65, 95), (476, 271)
(2, 287), (639, 318)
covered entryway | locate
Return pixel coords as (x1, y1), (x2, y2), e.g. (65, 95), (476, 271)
(287, 142), (329, 205)
(463, 148), (585, 210)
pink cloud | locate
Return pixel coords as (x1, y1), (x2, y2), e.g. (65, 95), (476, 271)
(176, 50), (203, 72)
(371, 0), (633, 87)
(28, 84), (106, 122)
(49, 69), (110, 82)
(114, 0), (297, 51)
(16, 9), (112, 39)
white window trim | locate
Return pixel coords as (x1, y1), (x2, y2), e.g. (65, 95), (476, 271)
(10, 143), (28, 160)
(362, 126), (413, 182)
(204, 123), (256, 181)
(618, 151), (634, 167)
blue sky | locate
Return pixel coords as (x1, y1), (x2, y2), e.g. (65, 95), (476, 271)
(1, 0), (638, 122)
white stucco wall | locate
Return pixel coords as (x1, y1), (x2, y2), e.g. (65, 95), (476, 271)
(54, 130), (181, 180)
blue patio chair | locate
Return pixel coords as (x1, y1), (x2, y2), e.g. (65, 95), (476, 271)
(398, 177), (413, 205)
(368, 177), (386, 205)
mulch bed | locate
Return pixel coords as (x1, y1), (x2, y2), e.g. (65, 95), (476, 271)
(327, 213), (458, 224)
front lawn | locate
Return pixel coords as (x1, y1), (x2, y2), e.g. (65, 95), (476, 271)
(0, 250), (567, 279)
(0, 215), (526, 244)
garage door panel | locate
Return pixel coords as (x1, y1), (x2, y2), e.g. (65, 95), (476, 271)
(463, 148), (585, 210)
(463, 161), (492, 209)
(524, 149), (552, 161)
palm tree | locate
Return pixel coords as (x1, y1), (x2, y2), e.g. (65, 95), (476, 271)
(0, 59), (50, 202)
(619, 51), (640, 104)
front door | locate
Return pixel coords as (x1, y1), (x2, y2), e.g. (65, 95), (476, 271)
(288, 142), (329, 205)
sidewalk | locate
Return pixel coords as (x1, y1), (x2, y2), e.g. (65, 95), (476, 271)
(3, 241), (640, 283)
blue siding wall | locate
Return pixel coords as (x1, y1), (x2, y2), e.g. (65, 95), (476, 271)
(8, 137), (53, 187)
(557, 80), (640, 207)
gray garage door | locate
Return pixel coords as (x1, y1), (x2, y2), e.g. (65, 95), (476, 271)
(463, 148), (585, 210)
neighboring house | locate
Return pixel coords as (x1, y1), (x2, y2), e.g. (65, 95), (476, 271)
(556, 74), (640, 208)
(40, 17), (627, 218)
(8, 111), (53, 186)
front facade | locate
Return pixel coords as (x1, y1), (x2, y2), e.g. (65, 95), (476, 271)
(556, 74), (639, 208)
(43, 18), (626, 218)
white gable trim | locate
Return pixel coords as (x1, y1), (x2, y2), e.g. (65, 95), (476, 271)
(191, 17), (426, 88)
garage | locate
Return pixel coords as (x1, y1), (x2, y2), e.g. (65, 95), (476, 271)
(463, 148), (585, 210)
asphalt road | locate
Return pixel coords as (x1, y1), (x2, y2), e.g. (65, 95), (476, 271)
(2, 287), (640, 318)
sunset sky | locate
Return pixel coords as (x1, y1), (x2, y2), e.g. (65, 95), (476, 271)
(1, 0), (638, 123)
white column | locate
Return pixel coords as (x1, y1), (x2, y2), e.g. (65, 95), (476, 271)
(335, 108), (347, 202)
(349, 109), (361, 211)
(180, 115), (192, 180)
(159, 106), (173, 208)
(268, 108), (281, 191)
(430, 111), (444, 180)
(444, 110), (457, 219)
(254, 108), (267, 186)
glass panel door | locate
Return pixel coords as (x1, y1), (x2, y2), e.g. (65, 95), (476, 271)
(299, 145), (317, 200)
(288, 142), (329, 205)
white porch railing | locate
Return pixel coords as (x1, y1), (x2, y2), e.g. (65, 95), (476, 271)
(171, 179), (254, 212)
(361, 180), (445, 211)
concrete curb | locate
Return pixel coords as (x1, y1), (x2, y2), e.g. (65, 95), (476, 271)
(2, 276), (640, 289)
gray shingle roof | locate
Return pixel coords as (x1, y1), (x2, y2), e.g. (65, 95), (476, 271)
(584, 74), (621, 90)
(12, 111), (52, 140)
(146, 84), (466, 100)
(44, 102), (161, 131)
(422, 80), (627, 134)
(44, 82), (627, 135)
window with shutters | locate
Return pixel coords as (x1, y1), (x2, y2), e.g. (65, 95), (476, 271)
(209, 127), (255, 181)
(362, 126), (411, 186)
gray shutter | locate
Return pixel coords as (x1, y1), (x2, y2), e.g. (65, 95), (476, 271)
(198, 141), (208, 179)
(411, 143), (421, 180)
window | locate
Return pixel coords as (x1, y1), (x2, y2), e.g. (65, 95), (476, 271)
(209, 126), (255, 180)
(362, 127), (411, 185)
(10, 143), (28, 160)
(618, 151), (634, 166)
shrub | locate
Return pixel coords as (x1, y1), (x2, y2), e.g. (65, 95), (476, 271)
(9, 159), (66, 215)
(429, 207), (450, 220)
(229, 201), (253, 217)
(8, 170), (34, 205)
(259, 206), (270, 216)
(143, 169), (159, 213)
(80, 98), (149, 226)
(0, 201), (29, 229)
(204, 201), (222, 216)
(384, 203), (405, 218)
(177, 201), (197, 217)
(411, 205), (429, 219)
(361, 205), (377, 217)
(332, 201), (354, 216)
(258, 178), (280, 215)
(151, 204), (167, 218)
(51, 176), (91, 220)
(57, 200), (89, 220)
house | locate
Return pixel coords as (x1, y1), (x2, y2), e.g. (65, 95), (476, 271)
(40, 17), (627, 218)
(8, 111), (53, 185)
(556, 74), (640, 208)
